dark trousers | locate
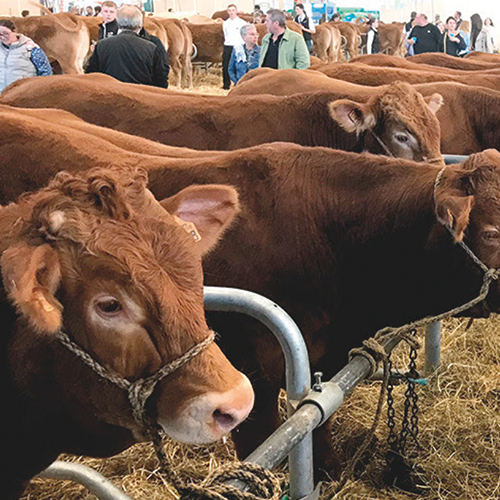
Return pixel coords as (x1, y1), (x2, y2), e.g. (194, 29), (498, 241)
(222, 45), (233, 89)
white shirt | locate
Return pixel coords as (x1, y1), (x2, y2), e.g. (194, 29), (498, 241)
(223, 16), (247, 46)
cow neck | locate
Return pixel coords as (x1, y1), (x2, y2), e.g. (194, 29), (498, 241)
(56, 327), (215, 437)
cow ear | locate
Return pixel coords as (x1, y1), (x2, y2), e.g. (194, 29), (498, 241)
(424, 93), (443, 115)
(159, 185), (240, 255)
(1, 243), (63, 334)
(435, 192), (474, 242)
(328, 99), (376, 134)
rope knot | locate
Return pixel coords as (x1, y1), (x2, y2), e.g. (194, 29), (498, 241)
(179, 462), (282, 500)
(349, 337), (388, 378)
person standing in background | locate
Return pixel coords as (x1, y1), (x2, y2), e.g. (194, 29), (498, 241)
(366, 17), (380, 54)
(294, 3), (315, 53)
(439, 16), (466, 56)
(0, 19), (52, 93)
(407, 13), (441, 54)
(98, 1), (119, 39)
(222, 4), (246, 90)
(228, 23), (260, 85)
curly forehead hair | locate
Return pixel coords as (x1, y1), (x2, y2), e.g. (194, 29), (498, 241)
(0, 19), (16, 31)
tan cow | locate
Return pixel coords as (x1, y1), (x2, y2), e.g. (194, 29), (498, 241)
(330, 21), (361, 59)
(0, 73), (443, 163)
(0, 13), (90, 74)
(358, 22), (406, 57)
(314, 61), (500, 91)
(408, 52), (500, 70)
(186, 22), (224, 63)
(2, 161), (254, 499)
(351, 53), (500, 76)
(153, 17), (192, 87)
(311, 23), (342, 63)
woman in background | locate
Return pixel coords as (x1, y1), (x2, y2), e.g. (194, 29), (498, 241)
(439, 16), (466, 56)
(0, 19), (52, 92)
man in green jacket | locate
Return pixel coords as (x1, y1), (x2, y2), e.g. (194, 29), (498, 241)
(259, 9), (310, 70)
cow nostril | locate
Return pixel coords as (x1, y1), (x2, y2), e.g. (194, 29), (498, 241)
(213, 409), (236, 430)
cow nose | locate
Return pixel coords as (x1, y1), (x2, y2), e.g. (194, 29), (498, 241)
(211, 376), (254, 433)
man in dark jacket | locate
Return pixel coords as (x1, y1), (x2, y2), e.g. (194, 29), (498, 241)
(86, 5), (169, 88)
(407, 13), (441, 54)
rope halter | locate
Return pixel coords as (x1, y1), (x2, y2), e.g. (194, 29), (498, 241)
(56, 328), (216, 435)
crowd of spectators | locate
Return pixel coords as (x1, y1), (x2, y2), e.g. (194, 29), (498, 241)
(1, 3), (498, 94)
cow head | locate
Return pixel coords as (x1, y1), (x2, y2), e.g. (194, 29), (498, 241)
(433, 149), (500, 316)
(1, 167), (254, 445)
(329, 81), (444, 163)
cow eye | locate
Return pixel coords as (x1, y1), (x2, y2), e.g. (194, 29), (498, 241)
(96, 298), (122, 315)
(482, 229), (500, 242)
(395, 133), (409, 144)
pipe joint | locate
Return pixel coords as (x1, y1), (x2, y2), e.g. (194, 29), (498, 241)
(297, 381), (344, 426)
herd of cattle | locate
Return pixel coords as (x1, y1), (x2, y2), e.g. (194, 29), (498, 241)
(3, 8), (500, 500)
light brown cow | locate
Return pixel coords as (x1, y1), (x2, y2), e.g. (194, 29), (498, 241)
(465, 51), (500, 63)
(232, 68), (500, 155)
(331, 21), (361, 59)
(351, 53), (500, 76)
(359, 22), (406, 57)
(0, 13), (90, 74)
(0, 74), (443, 162)
(2, 161), (254, 499)
(186, 22), (224, 63)
(311, 23), (342, 63)
(408, 52), (500, 70)
(153, 17), (192, 87)
(313, 62), (500, 91)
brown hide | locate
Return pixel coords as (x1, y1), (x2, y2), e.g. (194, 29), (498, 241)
(379, 22), (406, 57)
(0, 14), (90, 73)
(312, 24), (342, 63)
(1, 157), (253, 498)
(142, 17), (169, 49)
(314, 62), (500, 91)
(0, 74), (442, 162)
(231, 68), (500, 155)
(152, 17), (191, 87)
(350, 53), (500, 75)
(465, 51), (500, 63)
(186, 22), (224, 63)
(330, 21), (360, 59)
(3, 107), (500, 475)
(408, 52), (500, 70)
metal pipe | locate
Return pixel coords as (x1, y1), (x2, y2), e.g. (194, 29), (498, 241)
(245, 335), (403, 473)
(203, 287), (314, 500)
(425, 321), (442, 375)
(39, 462), (133, 500)
(443, 155), (468, 165)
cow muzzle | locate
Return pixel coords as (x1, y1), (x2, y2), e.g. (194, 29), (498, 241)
(158, 374), (255, 444)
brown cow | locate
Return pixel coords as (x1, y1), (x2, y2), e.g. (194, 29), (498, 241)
(0, 13), (90, 74)
(465, 51), (500, 63)
(314, 61), (500, 91)
(358, 22), (406, 57)
(0, 74), (443, 162)
(351, 53), (500, 76)
(232, 68), (500, 155)
(2, 162), (254, 499)
(408, 52), (500, 70)
(331, 21), (361, 59)
(186, 22), (224, 63)
(3, 106), (500, 477)
(311, 23), (342, 63)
